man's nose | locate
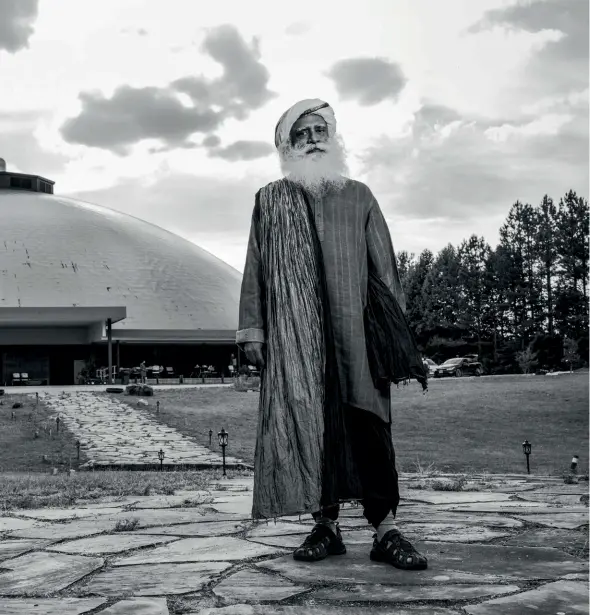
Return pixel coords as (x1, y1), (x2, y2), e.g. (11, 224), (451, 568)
(307, 131), (319, 144)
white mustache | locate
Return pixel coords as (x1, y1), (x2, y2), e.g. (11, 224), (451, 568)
(294, 143), (328, 155)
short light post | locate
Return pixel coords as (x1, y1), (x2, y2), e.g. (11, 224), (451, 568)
(158, 448), (165, 471)
(522, 440), (532, 474)
(56, 415), (60, 434)
(208, 429), (213, 447)
(571, 455), (579, 475)
(218, 428), (228, 478)
(156, 401), (160, 414)
(76, 440), (81, 460)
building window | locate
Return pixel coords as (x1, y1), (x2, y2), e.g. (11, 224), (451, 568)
(10, 177), (32, 190)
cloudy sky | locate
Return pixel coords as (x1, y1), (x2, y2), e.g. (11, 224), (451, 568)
(1, 0), (587, 272)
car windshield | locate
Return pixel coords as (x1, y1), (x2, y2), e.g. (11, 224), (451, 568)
(442, 358), (462, 365)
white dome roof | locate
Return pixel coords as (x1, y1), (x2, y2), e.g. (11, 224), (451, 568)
(0, 190), (242, 332)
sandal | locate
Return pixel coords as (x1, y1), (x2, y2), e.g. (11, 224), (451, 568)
(370, 529), (428, 570)
(293, 521), (346, 562)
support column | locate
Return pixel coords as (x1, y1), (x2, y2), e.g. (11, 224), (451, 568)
(116, 340), (120, 372)
(106, 318), (113, 385)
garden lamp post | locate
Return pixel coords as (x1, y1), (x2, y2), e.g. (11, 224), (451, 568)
(76, 440), (81, 460)
(208, 429), (213, 447)
(158, 448), (165, 471)
(218, 428), (229, 478)
(522, 440), (532, 474)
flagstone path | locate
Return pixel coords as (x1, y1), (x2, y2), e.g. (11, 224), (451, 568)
(0, 473), (588, 614)
(35, 391), (244, 469)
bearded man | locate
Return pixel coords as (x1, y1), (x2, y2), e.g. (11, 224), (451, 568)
(236, 99), (428, 571)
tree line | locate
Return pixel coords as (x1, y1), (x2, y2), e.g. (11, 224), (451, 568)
(398, 189), (589, 374)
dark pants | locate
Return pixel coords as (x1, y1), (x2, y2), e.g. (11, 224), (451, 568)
(313, 404), (399, 529)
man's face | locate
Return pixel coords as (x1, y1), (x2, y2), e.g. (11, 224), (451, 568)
(290, 114), (329, 152)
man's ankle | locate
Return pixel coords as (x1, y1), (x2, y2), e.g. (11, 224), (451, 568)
(316, 517), (338, 534)
(375, 514), (398, 542)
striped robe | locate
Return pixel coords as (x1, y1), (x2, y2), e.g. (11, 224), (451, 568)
(236, 178), (406, 424)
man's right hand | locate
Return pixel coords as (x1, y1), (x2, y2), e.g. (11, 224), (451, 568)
(243, 342), (265, 369)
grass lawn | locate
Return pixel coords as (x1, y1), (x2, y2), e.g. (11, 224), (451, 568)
(0, 393), (86, 473)
(0, 468), (250, 512)
(121, 373), (589, 476)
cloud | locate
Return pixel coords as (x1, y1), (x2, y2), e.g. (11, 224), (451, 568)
(326, 57), (407, 106)
(0, 0), (38, 53)
(61, 86), (222, 155)
(470, 0), (588, 99)
(207, 140), (274, 161)
(59, 25), (276, 154)
(285, 22), (310, 36)
(0, 110), (69, 175)
(360, 96), (588, 223)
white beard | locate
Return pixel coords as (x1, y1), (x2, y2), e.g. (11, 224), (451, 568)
(278, 135), (350, 198)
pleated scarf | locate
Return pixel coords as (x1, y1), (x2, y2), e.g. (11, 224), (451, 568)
(251, 179), (347, 519)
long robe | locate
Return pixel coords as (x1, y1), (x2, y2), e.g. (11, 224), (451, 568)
(236, 178), (405, 424)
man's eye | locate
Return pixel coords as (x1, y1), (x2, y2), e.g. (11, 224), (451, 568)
(317, 126), (326, 132)
(296, 131), (306, 137)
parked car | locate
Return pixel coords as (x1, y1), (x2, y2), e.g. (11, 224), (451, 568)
(422, 358), (438, 376)
(434, 356), (483, 378)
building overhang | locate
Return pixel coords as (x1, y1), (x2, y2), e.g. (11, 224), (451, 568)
(93, 328), (237, 344)
(0, 306), (127, 328)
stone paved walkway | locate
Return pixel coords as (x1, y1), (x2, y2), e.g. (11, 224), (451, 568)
(37, 391), (243, 469)
(0, 473), (588, 614)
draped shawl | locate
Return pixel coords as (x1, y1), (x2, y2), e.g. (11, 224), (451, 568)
(252, 179), (355, 519)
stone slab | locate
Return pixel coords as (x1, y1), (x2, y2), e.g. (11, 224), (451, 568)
(0, 598), (106, 615)
(114, 536), (284, 565)
(399, 523), (511, 543)
(46, 533), (178, 554)
(213, 569), (308, 601)
(522, 484), (590, 496)
(0, 551), (104, 596)
(516, 493), (588, 506)
(257, 542), (588, 585)
(404, 492), (512, 504)
(98, 597), (170, 614)
(391, 512), (523, 528)
(134, 520), (246, 536)
(85, 561), (231, 596)
(210, 497), (253, 516)
(443, 502), (588, 513)
(6, 517), (122, 540)
(513, 512), (589, 529)
(111, 508), (248, 527)
(312, 583), (521, 602)
(501, 528), (590, 553)
(188, 605), (458, 614)
(464, 580), (589, 614)
(0, 539), (53, 560)
(244, 522), (309, 538)
(126, 493), (211, 509)
(0, 518), (42, 532)
(15, 507), (125, 521)
(247, 529), (374, 549)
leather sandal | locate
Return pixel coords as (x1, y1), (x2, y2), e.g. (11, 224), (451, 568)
(293, 521), (346, 562)
(370, 529), (428, 570)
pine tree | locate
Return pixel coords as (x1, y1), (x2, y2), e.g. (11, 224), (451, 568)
(457, 235), (491, 358)
(420, 245), (462, 356)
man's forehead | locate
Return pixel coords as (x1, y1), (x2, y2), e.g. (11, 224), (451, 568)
(291, 113), (327, 131)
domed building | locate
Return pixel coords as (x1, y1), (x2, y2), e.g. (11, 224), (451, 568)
(0, 159), (243, 385)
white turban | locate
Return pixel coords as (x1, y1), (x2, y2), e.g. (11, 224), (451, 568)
(274, 98), (337, 148)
